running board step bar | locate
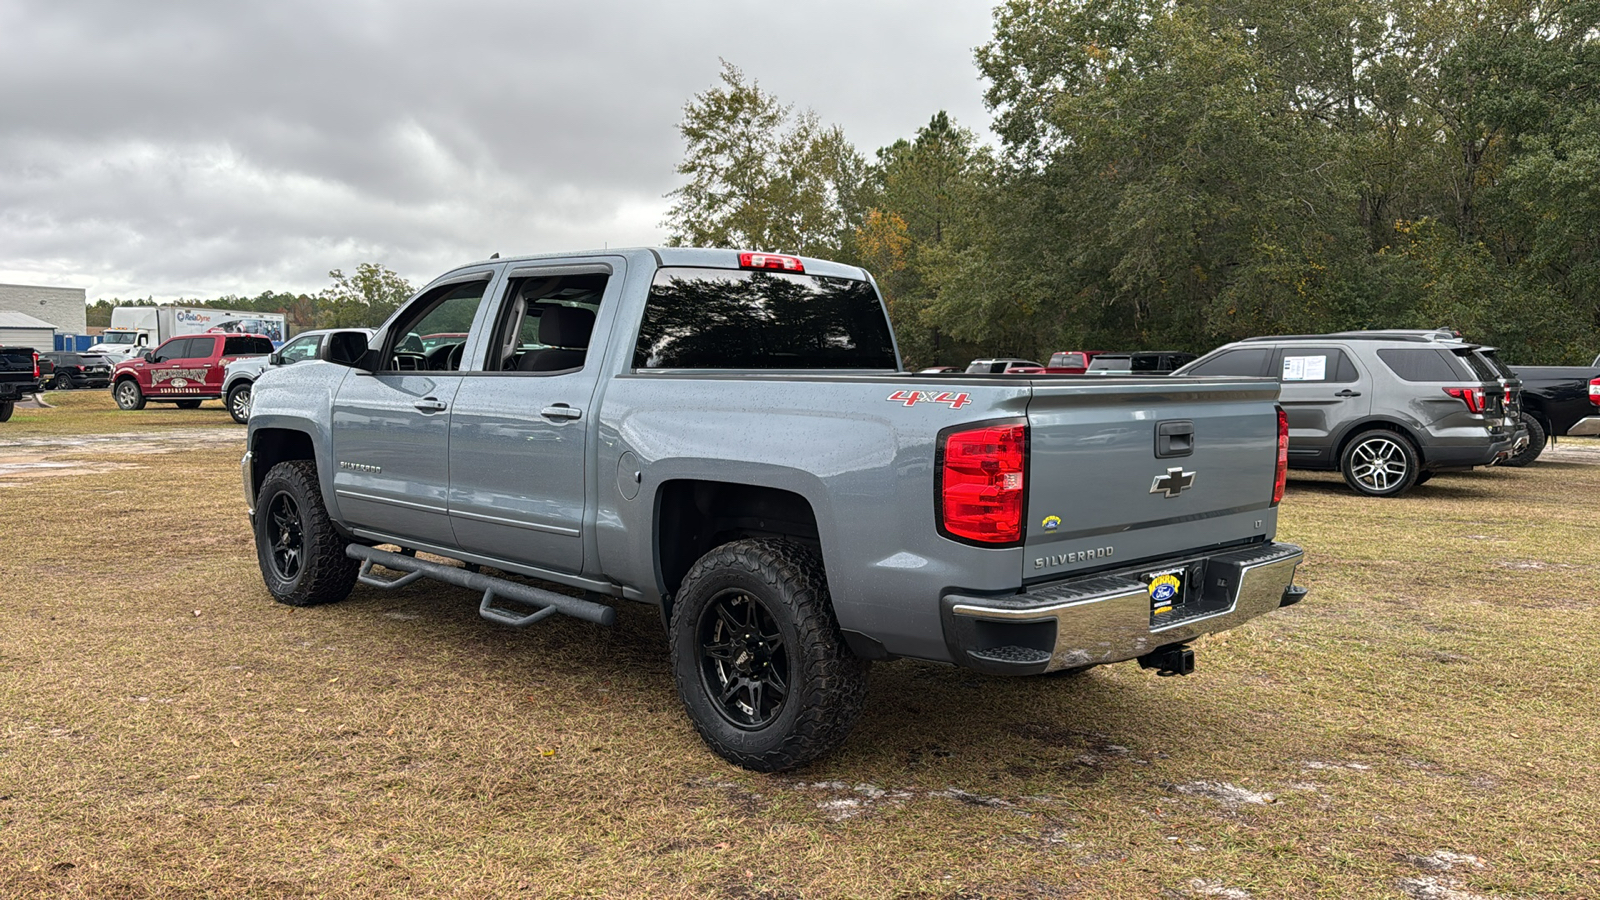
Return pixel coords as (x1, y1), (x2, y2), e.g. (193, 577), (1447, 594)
(345, 544), (617, 628)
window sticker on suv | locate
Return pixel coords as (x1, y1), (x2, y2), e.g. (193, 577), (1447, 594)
(1282, 355), (1328, 381)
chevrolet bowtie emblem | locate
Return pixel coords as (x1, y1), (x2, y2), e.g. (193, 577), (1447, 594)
(1150, 467), (1196, 498)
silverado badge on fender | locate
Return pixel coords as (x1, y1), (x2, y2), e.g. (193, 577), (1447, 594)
(1150, 466), (1196, 497)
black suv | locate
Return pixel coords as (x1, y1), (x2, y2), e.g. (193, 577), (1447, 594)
(1177, 333), (1521, 497)
(42, 351), (114, 390)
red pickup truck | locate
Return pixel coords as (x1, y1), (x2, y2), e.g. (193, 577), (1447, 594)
(111, 333), (274, 410)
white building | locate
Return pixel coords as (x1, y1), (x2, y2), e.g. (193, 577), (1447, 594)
(0, 283), (88, 341)
(0, 311), (58, 352)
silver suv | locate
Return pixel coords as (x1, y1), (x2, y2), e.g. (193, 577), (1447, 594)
(1176, 333), (1522, 497)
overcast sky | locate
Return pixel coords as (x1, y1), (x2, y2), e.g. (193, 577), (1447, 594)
(0, 0), (997, 302)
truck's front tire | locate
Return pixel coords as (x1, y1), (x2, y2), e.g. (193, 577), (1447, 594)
(669, 539), (867, 772)
(227, 383), (253, 424)
(254, 460), (359, 607)
(0, 401), (12, 422)
(113, 379), (145, 410)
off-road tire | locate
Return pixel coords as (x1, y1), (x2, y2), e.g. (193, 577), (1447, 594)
(0, 401), (12, 422)
(227, 383), (253, 424)
(1502, 413), (1546, 467)
(669, 538), (868, 772)
(1339, 429), (1420, 498)
(175, 399), (203, 409)
(113, 379), (146, 410)
(254, 460), (359, 607)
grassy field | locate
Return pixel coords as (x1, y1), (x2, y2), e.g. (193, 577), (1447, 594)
(6, 387), (237, 435)
(2, 398), (1597, 898)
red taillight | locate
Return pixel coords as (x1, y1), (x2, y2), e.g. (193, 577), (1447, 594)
(1589, 377), (1600, 407)
(738, 252), (804, 273)
(938, 422), (1026, 545)
(1272, 406), (1289, 505)
(32, 352), (39, 379)
(1443, 387), (1485, 413)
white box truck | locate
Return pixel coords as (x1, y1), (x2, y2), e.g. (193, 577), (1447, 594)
(89, 307), (286, 362)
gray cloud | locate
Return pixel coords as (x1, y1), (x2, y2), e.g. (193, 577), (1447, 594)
(0, 0), (995, 300)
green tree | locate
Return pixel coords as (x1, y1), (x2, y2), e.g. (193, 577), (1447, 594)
(316, 263), (414, 328)
(663, 62), (867, 259)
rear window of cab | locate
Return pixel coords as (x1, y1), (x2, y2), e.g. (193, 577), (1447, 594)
(633, 267), (897, 370)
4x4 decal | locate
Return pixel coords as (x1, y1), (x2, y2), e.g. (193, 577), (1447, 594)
(887, 390), (971, 410)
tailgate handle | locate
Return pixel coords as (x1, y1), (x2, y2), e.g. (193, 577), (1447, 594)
(1335, 389), (1362, 398)
(1156, 420), (1194, 458)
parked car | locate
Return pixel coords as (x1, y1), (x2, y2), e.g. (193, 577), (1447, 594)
(244, 247), (1305, 771)
(111, 333), (274, 410)
(1086, 351), (1197, 375)
(0, 346), (40, 421)
(41, 351), (114, 391)
(1177, 333), (1521, 497)
(915, 366), (962, 374)
(964, 358), (1042, 373)
(1511, 360), (1600, 451)
(1043, 350), (1106, 374)
(221, 328), (373, 424)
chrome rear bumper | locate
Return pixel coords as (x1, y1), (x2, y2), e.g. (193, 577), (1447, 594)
(943, 542), (1304, 675)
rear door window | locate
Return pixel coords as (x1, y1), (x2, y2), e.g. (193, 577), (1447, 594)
(1278, 348), (1357, 383)
(184, 337), (218, 360)
(634, 268), (897, 370)
(1187, 347), (1271, 377)
(1376, 348), (1468, 382)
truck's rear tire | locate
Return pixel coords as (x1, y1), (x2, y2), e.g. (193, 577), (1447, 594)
(227, 383), (253, 424)
(114, 380), (146, 410)
(254, 460), (359, 607)
(175, 399), (202, 409)
(1502, 413), (1546, 467)
(1340, 429), (1419, 497)
(52, 374), (72, 391)
(0, 401), (12, 422)
(669, 538), (867, 772)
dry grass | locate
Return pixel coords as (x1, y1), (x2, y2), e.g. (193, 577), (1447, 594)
(8, 387), (237, 435)
(2, 410), (1598, 898)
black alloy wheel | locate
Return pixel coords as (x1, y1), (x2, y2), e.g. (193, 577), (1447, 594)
(264, 491), (304, 583)
(697, 589), (790, 730)
(253, 459), (359, 606)
(668, 538), (868, 772)
(53, 374), (72, 390)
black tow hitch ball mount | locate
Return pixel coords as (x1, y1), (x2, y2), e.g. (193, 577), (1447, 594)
(1139, 643), (1195, 677)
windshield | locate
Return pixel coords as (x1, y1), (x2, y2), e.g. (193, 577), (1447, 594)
(99, 332), (139, 345)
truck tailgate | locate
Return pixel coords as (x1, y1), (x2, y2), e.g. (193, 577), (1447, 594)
(1024, 377), (1281, 582)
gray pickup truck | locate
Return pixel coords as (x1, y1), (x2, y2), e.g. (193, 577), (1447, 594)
(242, 248), (1306, 770)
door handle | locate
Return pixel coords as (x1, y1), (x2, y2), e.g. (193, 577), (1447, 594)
(1334, 390), (1361, 398)
(541, 404), (582, 420)
(413, 397), (448, 413)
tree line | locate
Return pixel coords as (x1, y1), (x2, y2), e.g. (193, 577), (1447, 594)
(664, 1), (1600, 367)
(86, 263), (415, 334)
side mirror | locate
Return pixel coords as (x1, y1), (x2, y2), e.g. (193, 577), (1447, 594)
(325, 331), (372, 369)
(140, 351), (155, 363)
(267, 352), (283, 366)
